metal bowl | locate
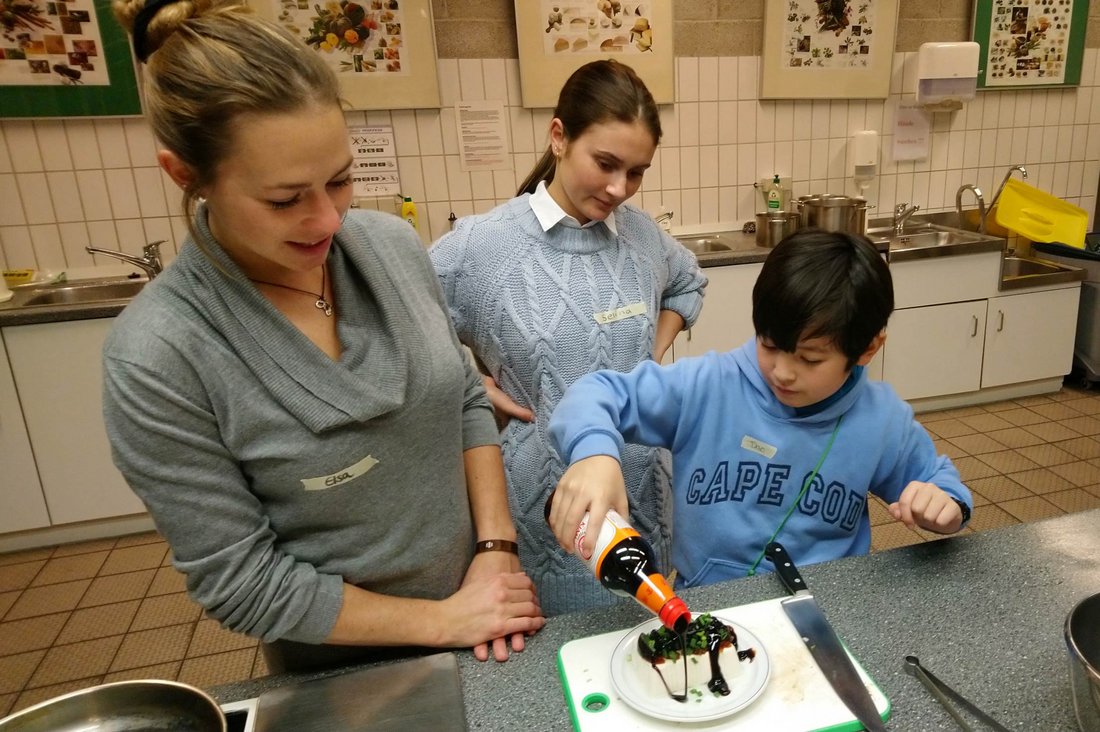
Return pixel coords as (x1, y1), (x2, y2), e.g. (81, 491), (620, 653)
(0, 679), (226, 731)
(1067, 592), (1100, 732)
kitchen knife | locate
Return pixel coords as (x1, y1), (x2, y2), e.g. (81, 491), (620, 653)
(765, 541), (887, 732)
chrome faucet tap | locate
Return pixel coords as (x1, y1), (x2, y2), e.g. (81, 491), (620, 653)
(86, 240), (165, 279)
(654, 210), (674, 226)
(990, 165), (1028, 211)
(955, 184), (987, 233)
(892, 202), (920, 235)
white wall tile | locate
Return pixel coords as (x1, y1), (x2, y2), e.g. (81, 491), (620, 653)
(658, 105), (679, 147)
(75, 170), (111, 222)
(1072, 125), (1089, 161)
(397, 157), (426, 202)
(699, 187), (719, 224)
(756, 104), (774, 143)
(718, 186), (737, 221)
(679, 188), (700, 226)
(756, 142), (775, 181)
(718, 57), (737, 101)
(0, 174), (26, 226)
(123, 119), (158, 167)
(29, 224), (64, 270)
(736, 144), (755, 188)
(46, 171), (83, 223)
(391, 110), (421, 157)
(736, 57), (758, 101)
(679, 146), (699, 189)
(698, 58), (718, 102)
(57, 222), (92, 267)
(133, 167), (168, 218)
(63, 120), (102, 170)
(437, 59), (460, 108)
(94, 120), (130, 168)
(0, 125), (11, 174)
(6, 122), (43, 173)
(141, 218), (175, 256)
(114, 218), (147, 256)
(0, 226), (34, 268)
(677, 57), (699, 103)
(458, 59), (485, 101)
(415, 110), (445, 156)
(736, 101), (756, 143)
(35, 122), (72, 171)
(717, 101), (737, 145)
(699, 146), (719, 187)
(440, 108), (459, 155)
(482, 59), (507, 102)
(660, 147), (681, 190)
(504, 59), (522, 107)
(444, 155), (471, 200)
(828, 101), (848, 139)
(718, 146), (737, 188)
(17, 173), (54, 224)
(86, 219), (120, 252)
(678, 102), (700, 147)
(420, 155), (448, 201)
(104, 169), (140, 220)
(698, 101), (719, 146)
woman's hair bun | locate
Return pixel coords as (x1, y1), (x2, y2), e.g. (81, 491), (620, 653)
(112, 0), (224, 60)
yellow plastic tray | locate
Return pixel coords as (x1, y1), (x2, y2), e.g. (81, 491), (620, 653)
(992, 178), (1087, 248)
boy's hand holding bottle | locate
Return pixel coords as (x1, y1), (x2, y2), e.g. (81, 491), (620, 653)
(548, 455), (630, 559)
(889, 481), (965, 534)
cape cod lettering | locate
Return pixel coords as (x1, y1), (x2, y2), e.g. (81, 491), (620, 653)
(301, 455), (380, 491)
(592, 301), (647, 325)
(684, 460), (864, 531)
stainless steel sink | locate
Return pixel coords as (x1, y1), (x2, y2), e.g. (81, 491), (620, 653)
(7, 277), (147, 308)
(1000, 256), (1085, 290)
(866, 225), (984, 250)
(675, 236), (735, 254)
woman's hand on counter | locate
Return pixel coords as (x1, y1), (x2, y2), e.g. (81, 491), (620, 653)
(455, 552), (545, 662)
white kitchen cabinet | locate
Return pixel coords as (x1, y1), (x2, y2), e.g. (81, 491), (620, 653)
(675, 263), (762, 360)
(882, 300), (988, 401)
(3, 319), (145, 525)
(0, 333), (50, 533)
(982, 287), (1080, 388)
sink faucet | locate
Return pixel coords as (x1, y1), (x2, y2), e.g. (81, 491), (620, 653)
(654, 210), (674, 232)
(893, 203), (920, 235)
(990, 165), (1028, 212)
(955, 184), (987, 233)
(86, 241), (165, 279)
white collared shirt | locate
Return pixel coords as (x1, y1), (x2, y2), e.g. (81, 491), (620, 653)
(528, 180), (618, 235)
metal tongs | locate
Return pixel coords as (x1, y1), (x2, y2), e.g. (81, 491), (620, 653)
(903, 655), (1011, 731)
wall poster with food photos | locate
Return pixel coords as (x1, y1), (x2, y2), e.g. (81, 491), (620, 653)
(0, 0), (141, 118)
(513, 0), (673, 108)
(972, 0), (1089, 89)
(251, 0), (439, 109)
(760, 0), (899, 99)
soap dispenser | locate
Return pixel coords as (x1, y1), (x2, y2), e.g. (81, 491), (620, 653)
(766, 175), (783, 211)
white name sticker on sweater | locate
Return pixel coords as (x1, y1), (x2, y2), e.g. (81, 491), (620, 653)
(741, 436), (777, 459)
(593, 302), (647, 325)
(301, 455), (379, 491)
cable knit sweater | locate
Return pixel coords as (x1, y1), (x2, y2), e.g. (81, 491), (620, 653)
(430, 195), (707, 615)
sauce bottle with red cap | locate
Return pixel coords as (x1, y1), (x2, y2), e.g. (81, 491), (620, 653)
(545, 493), (690, 633)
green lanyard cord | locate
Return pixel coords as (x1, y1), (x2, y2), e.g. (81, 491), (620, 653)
(746, 415), (843, 577)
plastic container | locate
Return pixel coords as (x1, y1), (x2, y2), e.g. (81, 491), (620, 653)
(400, 196), (418, 231)
(992, 179), (1087, 248)
(545, 493), (690, 632)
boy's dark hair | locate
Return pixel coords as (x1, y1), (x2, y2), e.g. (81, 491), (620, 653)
(752, 228), (894, 368)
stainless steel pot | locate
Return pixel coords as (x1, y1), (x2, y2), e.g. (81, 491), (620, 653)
(1067, 592), (1100, 732)
(755, 210), (800, 248)
(797, 194), (868, 235)
(0, 680), (227, 731)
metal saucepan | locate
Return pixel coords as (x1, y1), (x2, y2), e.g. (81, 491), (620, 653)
(755, 210), (801, 248)
(797, 194), (868, 235)
(1067, 592), (1100, 732)
(0, 679), (227, 731)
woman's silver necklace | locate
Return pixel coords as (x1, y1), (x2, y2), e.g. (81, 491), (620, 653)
(249, 264), (334, 316)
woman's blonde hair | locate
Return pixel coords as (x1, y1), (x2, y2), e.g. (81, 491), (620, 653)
(112, 0), (341, 230)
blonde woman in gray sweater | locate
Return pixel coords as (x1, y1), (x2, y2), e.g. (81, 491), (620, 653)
(101, 0), (543, 673)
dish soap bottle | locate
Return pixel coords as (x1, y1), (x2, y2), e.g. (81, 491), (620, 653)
(545, 493), (690, 633)
(766, 174), (783, 211)
(401, 196), (418, 231)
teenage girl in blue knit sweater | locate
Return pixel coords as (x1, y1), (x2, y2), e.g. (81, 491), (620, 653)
(430, 61), (707, 615)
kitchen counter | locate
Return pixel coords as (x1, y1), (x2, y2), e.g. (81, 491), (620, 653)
(210, 509), (1100, 731)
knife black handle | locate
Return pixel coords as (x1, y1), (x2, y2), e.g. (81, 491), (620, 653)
(764, 541), (808, 595)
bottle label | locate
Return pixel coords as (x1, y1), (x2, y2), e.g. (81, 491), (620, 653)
(767, 191), (781, 210)
(574, 509), (638, 574)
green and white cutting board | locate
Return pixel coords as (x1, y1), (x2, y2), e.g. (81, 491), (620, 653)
(557, 597), (890, 731)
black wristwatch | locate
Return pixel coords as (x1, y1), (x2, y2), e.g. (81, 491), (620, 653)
(953, 498), (971, 524)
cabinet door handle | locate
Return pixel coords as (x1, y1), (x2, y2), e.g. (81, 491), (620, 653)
(997, 310), (1004, 332)
(971, 315), (978, 337)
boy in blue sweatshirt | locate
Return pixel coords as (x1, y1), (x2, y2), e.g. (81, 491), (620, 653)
(547, 229), (972, 587)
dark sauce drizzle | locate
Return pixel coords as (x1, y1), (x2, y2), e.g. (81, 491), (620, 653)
(639, 615), (757, 702)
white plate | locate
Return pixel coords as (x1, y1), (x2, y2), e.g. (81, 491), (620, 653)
(609, 614), (770, 723)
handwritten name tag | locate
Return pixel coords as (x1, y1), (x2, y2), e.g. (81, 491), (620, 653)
(301, 455), (380, 491)
(593, 302), (647, 325)
(741, 436), (777, 460)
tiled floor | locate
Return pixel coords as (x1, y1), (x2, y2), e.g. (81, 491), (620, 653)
(1, 386), (1099, 717)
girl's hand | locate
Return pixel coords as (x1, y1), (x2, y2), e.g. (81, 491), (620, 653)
(457, 552), (544, 662)
(481, 374), (534, 428)
(889, 481), (964, 534)
(548, 455), (629, 559)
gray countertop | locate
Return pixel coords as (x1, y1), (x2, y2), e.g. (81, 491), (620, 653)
(211, 509), (1100, 731)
